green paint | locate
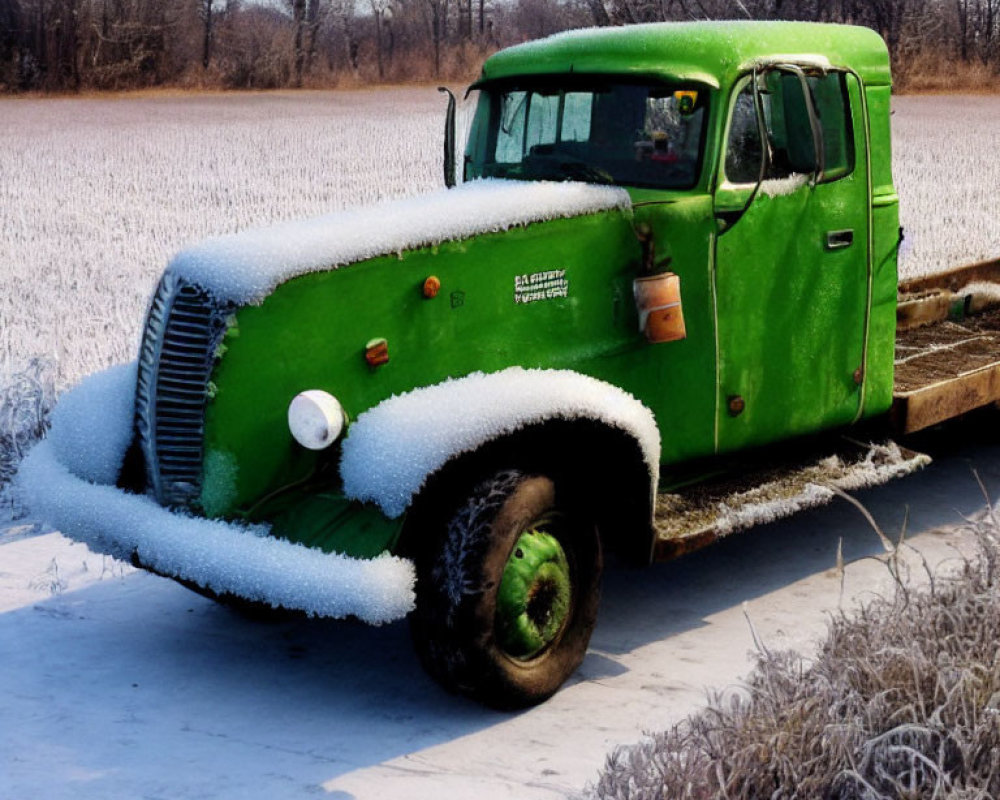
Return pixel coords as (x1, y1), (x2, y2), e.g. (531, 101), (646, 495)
(267, 491), (403, 559)
(478, 21), (892, 90)
(170, 22), (897, 564)
(199, 448), (239, 517)
(495, 529), (572, 659)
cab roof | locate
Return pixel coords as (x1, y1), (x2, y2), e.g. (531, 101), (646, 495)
(478, 21), (891, 89)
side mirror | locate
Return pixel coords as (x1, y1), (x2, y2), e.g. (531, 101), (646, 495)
(438, 86), (457, 188)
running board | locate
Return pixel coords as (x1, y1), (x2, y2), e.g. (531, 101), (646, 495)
(652, 440), (930, 562)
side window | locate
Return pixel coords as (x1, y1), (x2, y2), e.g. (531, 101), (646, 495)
(809, 72), (854, 180)
(766, 70), (817, 177)
(725, 84), (763, 183)
(724, 70), (854, 184)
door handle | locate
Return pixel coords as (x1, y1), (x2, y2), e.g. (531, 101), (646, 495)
(826, 229), (854, 250)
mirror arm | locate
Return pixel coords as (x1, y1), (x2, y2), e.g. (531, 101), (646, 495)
(439, 86), (457, 188)
(719, 67), (769, 234)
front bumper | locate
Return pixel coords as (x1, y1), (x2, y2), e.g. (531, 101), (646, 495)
(16, 363), (415, 624)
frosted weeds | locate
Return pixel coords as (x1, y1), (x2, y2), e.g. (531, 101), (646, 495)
(0, 357), (56, 504)
(341, 367), (661, 519)
(170, 180), (631, 305)
(16, 362), (415, 622)
(588, 510), (1000, 799)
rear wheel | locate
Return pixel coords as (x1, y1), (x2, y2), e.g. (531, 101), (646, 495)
(410, 470), (601, 709)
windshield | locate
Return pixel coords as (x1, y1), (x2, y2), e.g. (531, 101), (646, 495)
(464, 80), (708, 190)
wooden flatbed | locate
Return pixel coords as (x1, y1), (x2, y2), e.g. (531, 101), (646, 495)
(651, 257), (1000, 562)
(894, 257), (1000, 434)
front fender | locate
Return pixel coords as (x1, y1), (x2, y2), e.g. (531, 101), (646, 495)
(339, 367), (661, 520)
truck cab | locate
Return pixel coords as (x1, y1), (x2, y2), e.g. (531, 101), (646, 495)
(461, 21), (898, 461)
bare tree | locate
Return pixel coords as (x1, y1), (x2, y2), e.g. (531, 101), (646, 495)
(199, 0), (214, 68)
(290, 0), (304, 84)
(370, 0), (390, 77)
(421, 0), (446, 78)
(977, 0), (999, 63)
(0, 0), (995, 93)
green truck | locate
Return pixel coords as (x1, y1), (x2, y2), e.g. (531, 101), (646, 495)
(21, 20), (1000, 708)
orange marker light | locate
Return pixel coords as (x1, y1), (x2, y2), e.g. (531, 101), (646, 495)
(423, 276), (442, 299)
(365, 338), (389, 367)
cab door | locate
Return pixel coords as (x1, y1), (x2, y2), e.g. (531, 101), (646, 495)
(713, 66), (870, 453)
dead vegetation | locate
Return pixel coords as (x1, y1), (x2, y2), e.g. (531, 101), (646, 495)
(0, 358), (55, 509)
(588, 493), (1000, 800)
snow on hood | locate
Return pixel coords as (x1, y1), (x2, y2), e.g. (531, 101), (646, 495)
(340, 367), (661, 519)
(168, 179), (633, 305)
(16, 363), (415, 623)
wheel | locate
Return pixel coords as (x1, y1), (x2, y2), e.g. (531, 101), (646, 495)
(410, 470), (602, 709)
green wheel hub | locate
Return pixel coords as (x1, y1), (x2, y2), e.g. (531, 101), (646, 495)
(495, 527), (572, 660)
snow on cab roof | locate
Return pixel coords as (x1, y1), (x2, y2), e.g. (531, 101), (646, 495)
(478, 21), (892, 89)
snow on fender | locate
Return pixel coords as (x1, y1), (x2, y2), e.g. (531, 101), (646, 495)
(340, 367), (662, 519)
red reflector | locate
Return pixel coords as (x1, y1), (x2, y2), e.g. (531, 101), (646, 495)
(365, 338), (389, 366)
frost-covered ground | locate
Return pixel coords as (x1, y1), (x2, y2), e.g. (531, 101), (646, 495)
(1, 89), (999, 799)
(4, 433), (1000, 799)
(892, 95), (1000, 278)
(0, 89), (443, 395)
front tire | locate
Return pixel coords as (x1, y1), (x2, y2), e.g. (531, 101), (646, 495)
(410, 470), (602, 709)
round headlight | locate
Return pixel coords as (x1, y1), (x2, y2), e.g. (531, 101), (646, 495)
(288, 390), (345, 450)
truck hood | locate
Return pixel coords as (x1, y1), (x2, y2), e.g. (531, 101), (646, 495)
(168, 179), (632, 305)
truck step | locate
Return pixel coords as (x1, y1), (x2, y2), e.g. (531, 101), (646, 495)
(652, 439), (930, 561)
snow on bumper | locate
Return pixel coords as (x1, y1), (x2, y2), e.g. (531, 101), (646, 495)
(16, 363), (415, 624)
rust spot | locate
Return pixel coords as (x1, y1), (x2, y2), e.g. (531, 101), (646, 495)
(423, 275), (441, 299)
(727, 395), (745, 417)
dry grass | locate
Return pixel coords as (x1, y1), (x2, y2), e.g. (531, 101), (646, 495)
(896, 51), (1000, 95)
(587, 500), (1000, 799)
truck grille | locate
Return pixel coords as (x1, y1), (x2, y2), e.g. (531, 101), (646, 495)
(135, 272), (229, 507)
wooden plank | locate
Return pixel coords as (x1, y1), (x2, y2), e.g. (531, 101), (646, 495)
(892, 362), (1000, 434)
(899, 257), (1000, 296)
(896, 290), (953, 332)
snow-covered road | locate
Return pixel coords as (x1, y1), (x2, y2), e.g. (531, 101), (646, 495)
(3, 423), (999, 800)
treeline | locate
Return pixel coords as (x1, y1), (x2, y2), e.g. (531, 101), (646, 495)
(0, 0), (997, 93)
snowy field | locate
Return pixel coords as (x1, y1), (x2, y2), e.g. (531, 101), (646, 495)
(0, 89), (444, 395)
(1, 89), (1000, 799)
(1, 90), (998, 397)
(891, 95), (1000, 277)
